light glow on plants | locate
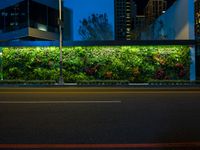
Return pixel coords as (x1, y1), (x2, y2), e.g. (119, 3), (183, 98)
(2, 45), (190, 82)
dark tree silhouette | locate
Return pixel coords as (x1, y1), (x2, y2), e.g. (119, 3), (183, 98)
(78, 13), (113, 40)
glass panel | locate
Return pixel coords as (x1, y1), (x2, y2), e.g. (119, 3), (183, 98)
(29, 0), (47, 28)
(48, 7), (59, 33)
(0, 9), (5, 33)
(2, 0), (28, 32)
(29, 0), (58, 33)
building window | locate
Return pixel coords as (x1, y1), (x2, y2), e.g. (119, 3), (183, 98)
(29, 0), (58, 33)
(0, 0), (28, 32)
(0, 9), (5, 32)
(29, 0), (47, 27)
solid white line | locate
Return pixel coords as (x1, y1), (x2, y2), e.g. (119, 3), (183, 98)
(0, 101), (122, 104)
(0, 91), (200, 94)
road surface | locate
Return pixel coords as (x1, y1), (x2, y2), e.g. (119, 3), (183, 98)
(0, 87), (200, 149)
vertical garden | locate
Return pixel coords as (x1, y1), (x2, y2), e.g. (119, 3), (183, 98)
(0, 47), (2, 80)
(1, 45), (190, 82)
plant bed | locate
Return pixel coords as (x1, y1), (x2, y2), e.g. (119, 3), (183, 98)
(25, 80), (56, 85)
(0, 80), (25, 84)
(0, 80), (56, 85)
(148, 80), (197, 86)
(77, 80), (129, 86)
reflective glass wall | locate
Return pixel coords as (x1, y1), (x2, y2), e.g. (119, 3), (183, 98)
(0, 0), (28, 33)
(29, 0), (59, 33)
(0, 0), (59, 34)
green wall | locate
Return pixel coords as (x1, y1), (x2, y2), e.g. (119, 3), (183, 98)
(2, 46), (190, 82)
(0, 47), (2, 80)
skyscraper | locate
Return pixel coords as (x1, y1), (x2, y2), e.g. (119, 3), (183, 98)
(145, 0), (167, 25)
(114, 0), (137, 40)
(133, 15), (146, 39)
(195, 0), (200, 38)
(195, 0), (200, 80)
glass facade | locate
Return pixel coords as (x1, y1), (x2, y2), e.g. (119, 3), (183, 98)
(0, 0), (58, 34)
(115, 0), (137, 40)
(195, 0), (200, 80)
(29, 0), (59, 33)
(0, 0), (28, 33)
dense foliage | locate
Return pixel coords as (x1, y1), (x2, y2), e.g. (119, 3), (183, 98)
(0, 56), (2, 78)
(0, 48), (2, 80)
(2, 46), (190, 82)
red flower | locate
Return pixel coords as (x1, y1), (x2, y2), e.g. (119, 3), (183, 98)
(155, 69), (165, 80)
(179, 70), (185, 78)
(175, 63), (184, 69)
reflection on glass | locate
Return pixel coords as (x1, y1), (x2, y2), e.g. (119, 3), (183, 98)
(0, 0), (59, 34)
(0, 0), (28, 32)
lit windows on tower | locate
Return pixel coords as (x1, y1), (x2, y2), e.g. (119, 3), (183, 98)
(145, 0), (167, 25)
(114, 0), (137, 40)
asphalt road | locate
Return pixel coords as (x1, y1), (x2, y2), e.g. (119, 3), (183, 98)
(0, 87), (200, 149)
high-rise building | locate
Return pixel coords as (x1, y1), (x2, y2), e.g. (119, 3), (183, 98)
(132, 15), (146, 39)
(135, 15), (146, 30)
(195, 0), (200, 38)
(114, 0), (137, 40)
(145, 0), (167, 25)
(195, 0), (200, 80)
(0, 0), (61, 41)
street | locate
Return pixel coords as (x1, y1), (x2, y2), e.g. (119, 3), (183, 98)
(0, 87), (200, 149)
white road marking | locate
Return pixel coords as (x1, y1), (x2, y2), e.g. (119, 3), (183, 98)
(0, 101), (122, 104)
(0, 91), (200, 94)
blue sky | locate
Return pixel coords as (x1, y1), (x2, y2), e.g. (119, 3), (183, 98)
(64, 0), (114, 41)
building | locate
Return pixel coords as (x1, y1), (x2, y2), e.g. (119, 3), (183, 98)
(0, 0), (60, 41)
(195, 0), (200, 38)
(64, 8), (73, 41)
(132, 15), (146, 39)
(135, 15), (146, 30)
(195, 0), (200, 80)
(145, 0), (167, 25)
(114, 0), (137, 40)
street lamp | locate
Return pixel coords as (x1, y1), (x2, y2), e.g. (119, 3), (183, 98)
(59, 0), (64, 85)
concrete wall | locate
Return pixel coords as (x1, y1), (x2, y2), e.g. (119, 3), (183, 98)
(29, 28), (59, 40)
(141, 0), (195, 40)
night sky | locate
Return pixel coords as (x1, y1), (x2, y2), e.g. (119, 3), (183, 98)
(65, 0), (177, 40)
(65, 0), (115, 40)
